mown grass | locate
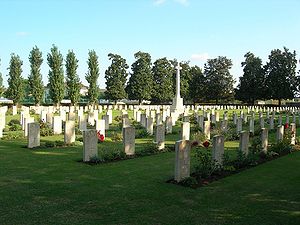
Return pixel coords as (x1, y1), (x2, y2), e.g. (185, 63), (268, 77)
(1, 140), (300, 224)
(1, 110), (300, 224)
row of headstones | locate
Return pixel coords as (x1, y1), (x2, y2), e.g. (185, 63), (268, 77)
(27, 121), (77, 148)
(174, 123), (297, 182)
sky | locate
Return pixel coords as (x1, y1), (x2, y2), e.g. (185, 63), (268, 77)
(0, 0), (299, 88)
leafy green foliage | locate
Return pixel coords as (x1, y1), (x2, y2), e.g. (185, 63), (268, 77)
(265, 47), (298, 105)
(189, 65), (205, 103)
(0, 59), (5, 97)
(65, 50), (81, 105)
(235, 52), (266, 104)
(6, 54), (24, 105)
(152, 57), (173, 103)
(47, 45), (64, 106)
(204, 56), (234, 103)
(86, 50), (100, 105)
(126, 51), (153, 104)
(105, 53), (128, 102)
(193, 148), (219, 179)
(28, 46), (44, 105)
(39, 121), (53, 136)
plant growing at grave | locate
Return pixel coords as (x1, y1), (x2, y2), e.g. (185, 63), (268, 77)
(136, 143), (159, 156)
(2, 132), (24, 140)
(193, 147), (219, 179)
(111, 132), (123, 142)
(89, 155), (102, 164)
(39, 120), (54, 136)
(9, 124), (22, 131)
(97, 131), (105, 142)
(250, 135), (262, 154)
(269, 141), (293, 156)
(192, 131), (206, 145)
(98, 147), (126, 162)
(178, 177), (198, 188)
(8, 119), (20, 126)
(135, 128), (150, 138)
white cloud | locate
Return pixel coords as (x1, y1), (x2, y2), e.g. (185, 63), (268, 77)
(191, 53), (210, 61)
(153, 0), (166, 6)
(174, 0), (189, 6)
(16, 31), (29, 37)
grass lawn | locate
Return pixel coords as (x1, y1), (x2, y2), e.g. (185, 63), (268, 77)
(0, 138), (300, 225)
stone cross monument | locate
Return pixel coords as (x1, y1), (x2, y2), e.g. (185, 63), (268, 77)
(171, 62), (184, 113)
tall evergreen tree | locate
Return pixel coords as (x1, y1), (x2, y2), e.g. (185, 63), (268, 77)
(189, 65), (205, 103)
(6, 54), (24, 105)
(152, 57), (173, 103)
(0, 59), (5, 97)
(105, 53), (128, 103)
(47, 45), (64, 106)
(204, 56), (234, 104)
(126, 51), (153, 104)
(85, 50), (100, 106)
(65, 50), (80, 106)
(235, 52), (266, 104)
(28, 46), (44, 106)
(265, 47), (298, 105)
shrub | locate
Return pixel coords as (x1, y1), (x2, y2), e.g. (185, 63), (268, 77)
(132, 121), (143, 129)
(136, 143), (159, 156)
(269, 141), (292, 156)
(55, 140), (65, 147)
(40, 121), (53, 136)
(135, 128), (150, 138)
(250, 136), (262, 154)
(75, 127), (82, 135)
(8, 119), (20, 126)
(179, 177), (198, 188)
(99, 148), (126, 162)
(45, 141), (55, 148)
(193, 148), (219, 179)
(111, 132), (123, 142)
(76, 136), (83, 142)
(9, 124), (22, 131)
(2, 132), (23, 140)
(89, 155), (102, 164)
(192, 131), (206, 144)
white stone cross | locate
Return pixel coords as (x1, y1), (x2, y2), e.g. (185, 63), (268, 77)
(175, 62), (182, 98)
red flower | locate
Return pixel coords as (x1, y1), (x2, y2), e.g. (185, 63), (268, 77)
(97, 131), (105, 142)
(203, 140), (210, 148)
(284, 123), (289, 129)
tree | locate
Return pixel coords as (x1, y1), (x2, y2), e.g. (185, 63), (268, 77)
(152, 57), (173, 103)
(204, 56), (235, 104)
(47, 45), (64, 106)
(104, 53), (128, 103)
(170, 60), (192, 102)
(86, 50), (100, 106)
(65, 50), (80, 105)
(235, 52), (266, 104)
(189, 65), (205, 103)
(126, 51), (153, 104)
(6, 54), (24, 105)
(265, 47), (298, 105)
(0, 59), (5, 97)
(28, 46), (44, 106)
